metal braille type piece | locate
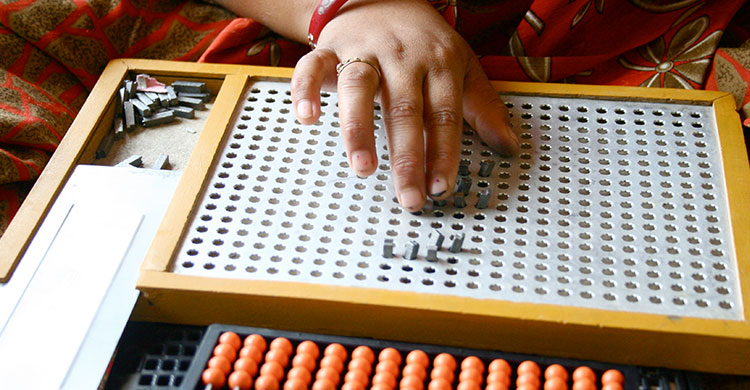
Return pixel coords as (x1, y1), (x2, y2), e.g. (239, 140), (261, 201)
(478, 160), (496, 177)
(433, 199), (447, 207)
(123, 101), (136, 131)
(404, 241), (419, 260)
(170, 105), (196, 119)
(124, 80), (136, 98)
(430, 230), (445, 250)
(457, 176), (473, 196)
(157, 93), (170, 107)
(178, 96), (206, 110)
(95, 129), (115, 159)
(117, 154), (143, 168)
(172, 80), (208, 94)
(130, 99), (152, 118)
(426, 245), (439, 262)
(458, 160), (470, 176)
(453, 194), (466, 208)
(153, 154), (171, 170)
(113, 116), (125, 140)
(145, 92), (162, 105)
(179, 91), (212, 103)
(142, 110), (176, 127)
(136, 92), (158, 110)
(166, 86), (179, 106)
(383, 239), (394, 259)
(116, 87), (126, 117)
(449, 233), (465, 253)
(476, 189), (491, 209)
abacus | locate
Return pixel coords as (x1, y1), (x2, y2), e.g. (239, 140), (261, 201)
(186, 325), (632, 390)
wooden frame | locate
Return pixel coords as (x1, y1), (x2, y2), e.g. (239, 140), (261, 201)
(5, 60), (749, 374)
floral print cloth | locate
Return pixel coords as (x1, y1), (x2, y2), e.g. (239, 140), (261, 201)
(0, 0), (748, 236)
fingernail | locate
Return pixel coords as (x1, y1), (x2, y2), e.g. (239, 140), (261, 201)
(296, 99), (312, 119)
(398, 188), (424, 211)
(351, 150), (373, 175)
(429, 176), (448, 198)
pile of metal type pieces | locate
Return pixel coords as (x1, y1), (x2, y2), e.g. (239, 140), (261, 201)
(96, 75), (212, 161)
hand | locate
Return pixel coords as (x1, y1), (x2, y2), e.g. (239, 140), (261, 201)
(291, 0), (519, 211)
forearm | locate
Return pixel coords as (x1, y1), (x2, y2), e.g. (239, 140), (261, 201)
(215, 0), (319, 43)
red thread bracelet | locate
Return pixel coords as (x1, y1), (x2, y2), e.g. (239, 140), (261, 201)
(308, 0), (350, 48)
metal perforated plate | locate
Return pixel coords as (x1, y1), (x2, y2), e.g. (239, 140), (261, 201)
(173, 79), (742, 320)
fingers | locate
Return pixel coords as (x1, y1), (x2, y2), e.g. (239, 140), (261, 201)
(423, 67), (462, 200)
(336, 60), (381, 176)
(291, 49), (339, 125)
(381, 72), (426, 212)
(463, 56), (519, 157)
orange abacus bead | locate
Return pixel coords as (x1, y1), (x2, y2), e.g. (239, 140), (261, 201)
(456, 379), (481, 390)
(572, 367), (596, 383)
(400, 375), (425, 390)
(260, 361), (286, 381)
(229, 370), (254, 390)
(488, 359), (511, 375)
(202, 367), (227, 388)
(486, 371), (511, 386)
(602, 369), (625, 385)
(378, 347), (402, 365)
(255, 375), (280, 390)
(517, 373), (541, 389)
(296, 341), (320, 360)
(270, 338), (293, 356)
(341, 381), (366, 390)
(458, 368), (483, 384)
(602, 383), (624, 390)
(348, 357), (373, 375)
(461, 356), (484, 373)
(319, 355), (344, 372)
(245, 334), (267, 352)
(543, 377), (568, 390)
(311, 379), (336, 390)
(288, 367), (313, 385)
(344, 369), (370, 386)
(352, 346), (375, 364)
(571, 378), (596, 390)
(266, 349), (290, 367)
(324, 343), (347, 361)
(430, 365), (455, 383)
(372, 372), (397, 388)
(240, 346), (264, 363)
(315, 367), (342, 385)
(428, 378), (453, 390)
(214, 343), (238, 362)
(485, 382), (510, 390)
(545, 364), (569, 381)
(234, 357), (260, 377)
(406, 350), (430, 367)
(283, 378), (308, 390)
(293, 353), (317, 372)
(208, 355), (232, 374)
(518, 361), (541, 377)
(220, 332), (242, 351)
(403, 363), (428, 381)
(433, 353), (456, 371)
(376, 360), (401, 377)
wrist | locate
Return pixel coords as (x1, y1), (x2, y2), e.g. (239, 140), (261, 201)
(307, 0), (350, 48)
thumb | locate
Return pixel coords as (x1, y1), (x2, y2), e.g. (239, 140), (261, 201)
(462, 56), (519, 157)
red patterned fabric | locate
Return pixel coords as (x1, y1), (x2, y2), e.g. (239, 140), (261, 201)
(0, 0), (749, 236)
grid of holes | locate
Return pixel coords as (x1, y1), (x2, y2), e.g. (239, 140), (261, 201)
(174, 80), (741, 320)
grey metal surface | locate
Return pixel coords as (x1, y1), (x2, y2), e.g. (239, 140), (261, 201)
(173, 79), (742, 320)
